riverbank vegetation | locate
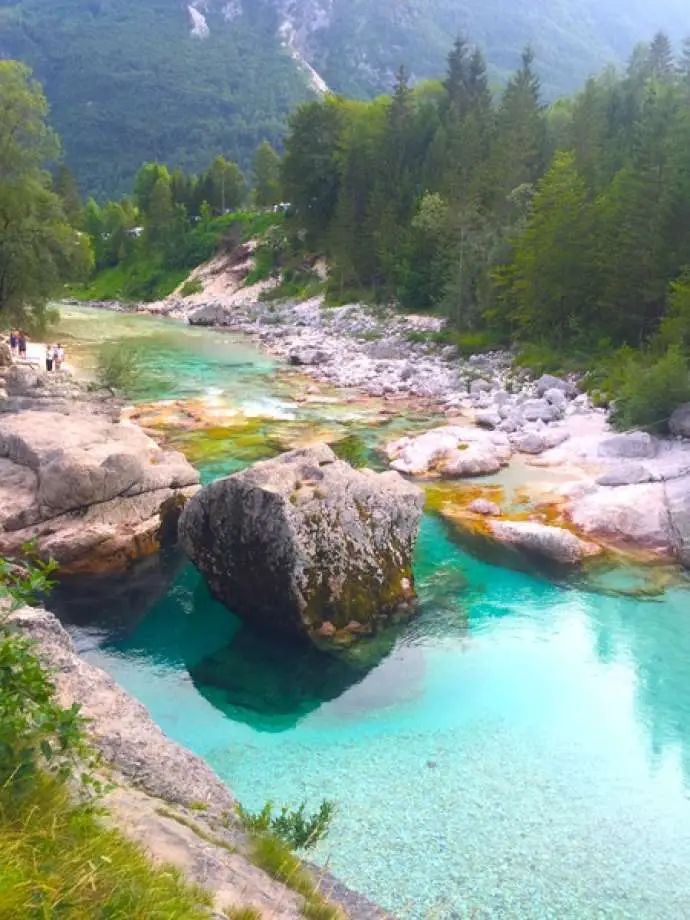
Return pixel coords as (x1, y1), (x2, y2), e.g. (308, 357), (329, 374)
(0, 555), (216, 918)
(67, 148), (283, 303)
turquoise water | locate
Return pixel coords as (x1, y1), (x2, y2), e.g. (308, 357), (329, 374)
(55, 307), (690, 919)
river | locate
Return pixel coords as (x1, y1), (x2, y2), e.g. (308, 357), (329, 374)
(50, 305), (690, 919)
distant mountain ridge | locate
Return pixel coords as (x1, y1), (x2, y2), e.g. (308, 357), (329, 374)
(2, 0), (690, 198)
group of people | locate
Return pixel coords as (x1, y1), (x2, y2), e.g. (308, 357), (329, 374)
(8, 330), (65, 371)
(45, 343), (65, 372)
(8, 330), (27, 359)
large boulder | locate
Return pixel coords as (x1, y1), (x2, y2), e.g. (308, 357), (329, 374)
(179, 444), (424, 643)
(385, 426), (511, 478)
(0, 410), (199, 573)
(567, 482), (671, 552)
(535, 374), (576, 398)
(598, 432), (658, 460)
(670, 403), (690, 439)
(665, 474), (690, 566)
(488, 520), (599, 565)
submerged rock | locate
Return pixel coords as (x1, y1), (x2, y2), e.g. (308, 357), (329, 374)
(179, 444), (424, 643)
(488, 520), (599, 565)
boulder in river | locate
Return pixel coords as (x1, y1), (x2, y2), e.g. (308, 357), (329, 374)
(178, 444), (424, 643)
(385, 426), (511, 478)
(488, 520), (600, 565)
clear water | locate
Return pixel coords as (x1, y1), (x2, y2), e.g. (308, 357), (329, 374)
(53, 306), (690, 919)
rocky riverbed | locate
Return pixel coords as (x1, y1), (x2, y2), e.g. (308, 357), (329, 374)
(67, 281), (690, 571)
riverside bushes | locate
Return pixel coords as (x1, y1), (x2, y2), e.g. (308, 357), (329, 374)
(609, 346), (690, 433)
(96, 341), (145, 392)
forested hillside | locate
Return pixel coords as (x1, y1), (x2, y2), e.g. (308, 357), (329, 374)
(0, 0), (311, 199)
(279, 33), (690, 424)
(3, 0), (690, 199)
(293, 0), (690, 99)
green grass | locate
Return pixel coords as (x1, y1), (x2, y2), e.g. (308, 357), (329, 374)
(0, 773), (214, 920)
(225, 908), (263, 920)
(248, 835), (345, 920)
(154, 806), (236, 855)
(180, 278), (204, 297)
(249, 835), (314, 897)
(68, 259), (187, 303)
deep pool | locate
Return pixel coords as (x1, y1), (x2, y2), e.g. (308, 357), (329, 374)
(52, 306), (690, 919)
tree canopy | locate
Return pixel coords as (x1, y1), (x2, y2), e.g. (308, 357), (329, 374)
(0, 61), (91, 331)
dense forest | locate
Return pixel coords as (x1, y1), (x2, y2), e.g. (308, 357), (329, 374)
(0, 0), (311, 199)
(280, 33), (690, 364)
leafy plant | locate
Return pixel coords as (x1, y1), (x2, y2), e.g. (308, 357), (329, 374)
(609, 346), (690, 433)
(0, 540), (57, 611)
(238, 799), (335, 851)
(96, 341), (144, 392)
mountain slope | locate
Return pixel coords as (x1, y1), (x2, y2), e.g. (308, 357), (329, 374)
(284, 0), (690, 97)
(0, 0), (314, 199)
(2, 0), (690, 199)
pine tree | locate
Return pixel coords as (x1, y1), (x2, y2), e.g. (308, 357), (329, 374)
(490, 46), (546, 212)
(496, 152), (600, 344)
(53, 164), (83, 228)
(649, 31), (674, 82)
(252, 141), (282, 208)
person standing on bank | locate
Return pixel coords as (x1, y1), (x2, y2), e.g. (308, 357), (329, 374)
(9, 330), (18, 356)
(46, 344), (54, 372)
(18, 331), (27, 360)
(55, 343), (65, 371)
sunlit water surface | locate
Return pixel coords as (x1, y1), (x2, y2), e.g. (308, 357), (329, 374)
(52, 306), (690, 919)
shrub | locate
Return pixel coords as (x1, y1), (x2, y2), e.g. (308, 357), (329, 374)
(180, 278), (203, 297)
(609, 346), (690, 433)
(0, 540), (57, 611)
(96, 341), (144, 392)
(238, 800), (335, 851)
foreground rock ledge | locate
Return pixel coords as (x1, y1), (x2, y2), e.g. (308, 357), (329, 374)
(0, 408), (200, 573)
(179, 444), (424, 643)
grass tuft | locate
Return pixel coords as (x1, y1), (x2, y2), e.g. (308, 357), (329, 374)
(0, 772), (213, 919)
(225, 907), (263, 920)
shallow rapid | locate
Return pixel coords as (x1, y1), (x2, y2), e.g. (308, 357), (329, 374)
(53, 306), (690, 919)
